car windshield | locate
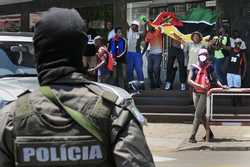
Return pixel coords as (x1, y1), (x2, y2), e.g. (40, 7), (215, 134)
(0, 41), (37, 77)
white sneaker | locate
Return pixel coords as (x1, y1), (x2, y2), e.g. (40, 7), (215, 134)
(164, 82), (171, 90)
(180, 83), (186, 91)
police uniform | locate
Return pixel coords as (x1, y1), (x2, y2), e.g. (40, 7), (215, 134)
(0, 73), (155, 167)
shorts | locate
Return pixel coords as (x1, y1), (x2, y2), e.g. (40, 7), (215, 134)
(227, 73), (241, 88)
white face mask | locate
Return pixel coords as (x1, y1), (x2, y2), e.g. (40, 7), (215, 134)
(199, 55), (207, 62)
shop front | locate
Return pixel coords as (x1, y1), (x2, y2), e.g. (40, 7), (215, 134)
(0, 0), (115, 35)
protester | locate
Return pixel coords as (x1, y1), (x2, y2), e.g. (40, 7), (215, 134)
(88, 36), (113, 84)
(142, 23), (163, 89)
(165, 38), (186, 91)
(188, 48), (227, 143)
(184, 31), (206, 71)
(226, 38), (247, 88)
(106, 21), (115, 42)
(0, 8), (155, 167)
(108, 27), (128, 89)
(230, 30), (248, 87)
(82, 19), (97, 80)
(209, 26), (231, 85)
(230, 30), (247, 52)
(226, 38), (247, 106)
(127, 20), (145, 89)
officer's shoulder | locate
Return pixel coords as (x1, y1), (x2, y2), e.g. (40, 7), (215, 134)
(1, 89), (30, 113)
(88, 82), (132, 106)
(89, 82), (147, 125)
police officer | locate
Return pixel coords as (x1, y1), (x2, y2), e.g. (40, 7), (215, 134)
(0, 8), (155, 167)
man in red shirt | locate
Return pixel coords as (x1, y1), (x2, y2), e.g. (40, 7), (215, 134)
(142, 24), (163, 89)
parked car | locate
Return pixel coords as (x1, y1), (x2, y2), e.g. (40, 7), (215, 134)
(0, 32), (39, 109)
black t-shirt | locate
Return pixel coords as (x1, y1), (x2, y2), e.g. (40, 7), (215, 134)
(227, 50), (244, 74)
(84, 29), (97, 57)
(84, 44), (97, 57)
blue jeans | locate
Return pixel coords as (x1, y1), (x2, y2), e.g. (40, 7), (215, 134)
(227, 73), (241, 88)
(147, 53), (162, 88)
(213, 58), (226, 85)
(126, 52), (144, 82)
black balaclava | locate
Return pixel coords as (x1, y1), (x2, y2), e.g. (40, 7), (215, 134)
(33, 8), (88, 85)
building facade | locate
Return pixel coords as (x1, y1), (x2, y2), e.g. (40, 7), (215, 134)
(0, 0), (249, 85)
(0, 0), (115, 32)
(0, 0), (208, 32)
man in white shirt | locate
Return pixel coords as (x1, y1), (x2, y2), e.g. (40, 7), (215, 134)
(107, 21), (115, 42)
(127, 20), (144, 89)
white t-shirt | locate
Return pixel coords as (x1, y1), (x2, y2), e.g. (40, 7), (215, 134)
(127, 29), (140, 52)
(184, 42), (207, 70)
(108, 29), (115, 41)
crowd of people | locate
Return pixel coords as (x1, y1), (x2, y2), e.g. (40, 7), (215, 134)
(83, 20), (248, 144)
(83, 20), (247, 93)
(84, 20), (166, 91)
(165, 26), (247, 91)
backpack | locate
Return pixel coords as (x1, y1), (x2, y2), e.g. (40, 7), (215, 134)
(106, 53), (114, 72)
(98, 47), (114, 72)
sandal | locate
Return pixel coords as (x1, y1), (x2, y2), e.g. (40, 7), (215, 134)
(203, 132), (214, 141)
(189, 137), (197, 143)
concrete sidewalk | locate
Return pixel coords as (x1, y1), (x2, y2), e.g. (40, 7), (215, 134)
(144, 123), (250, 155)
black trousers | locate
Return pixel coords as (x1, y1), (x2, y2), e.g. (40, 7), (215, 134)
(147, 53), (162, 88)
(166, 47), (186, 84)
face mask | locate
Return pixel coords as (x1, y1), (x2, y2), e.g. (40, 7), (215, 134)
(235, 42), (241, 48)
(198, 55), (208, 66)
(199, 55), (207, 62)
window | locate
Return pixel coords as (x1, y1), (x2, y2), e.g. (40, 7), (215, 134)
(0, 14), (21, 32)
(0, 41), (36, 76)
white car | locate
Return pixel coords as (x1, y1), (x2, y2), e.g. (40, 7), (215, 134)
(0, 32), (39, 108)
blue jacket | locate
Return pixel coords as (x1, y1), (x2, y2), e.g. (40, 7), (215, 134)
(108, 37), (126, 60)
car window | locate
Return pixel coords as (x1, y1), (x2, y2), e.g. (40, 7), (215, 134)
(0, 41), (36, 76)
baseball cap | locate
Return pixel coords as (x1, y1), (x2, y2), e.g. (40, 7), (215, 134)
(131, 20), (140, 26)
(198, 48), (208, 56)
(198, 48), (208, 62)
(234, 38), (242, 43)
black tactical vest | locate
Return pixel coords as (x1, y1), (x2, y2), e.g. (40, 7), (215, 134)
(13, 88), (116, 167)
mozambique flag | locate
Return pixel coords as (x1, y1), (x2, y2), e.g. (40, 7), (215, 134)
(178, 7), (217, 36)
(141, 8), (217, 42)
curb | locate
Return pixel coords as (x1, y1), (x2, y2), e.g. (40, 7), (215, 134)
(177, 145), (250, 152)
(176, 138), (250, 151)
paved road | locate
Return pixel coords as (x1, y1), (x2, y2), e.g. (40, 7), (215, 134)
(154, 151), (250, 167)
